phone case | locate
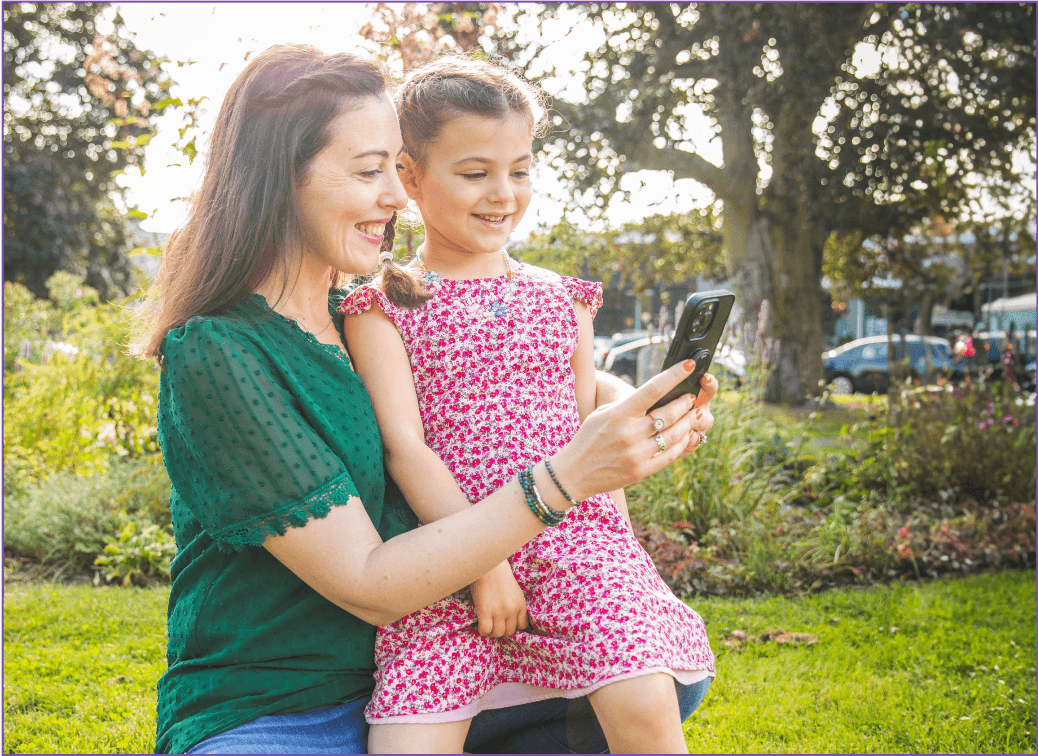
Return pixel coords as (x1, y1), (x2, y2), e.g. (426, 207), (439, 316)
(651, 289), (735, 410)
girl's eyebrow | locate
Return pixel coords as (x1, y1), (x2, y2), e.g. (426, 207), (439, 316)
(452, 153), (533, 167)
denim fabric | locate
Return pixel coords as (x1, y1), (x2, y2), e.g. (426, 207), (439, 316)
(185, 676), (712, 754)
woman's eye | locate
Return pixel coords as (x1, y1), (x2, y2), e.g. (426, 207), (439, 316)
(462, 172), (486, 180)
(359, 169), (383, 179)
(512, 170), (530, 179)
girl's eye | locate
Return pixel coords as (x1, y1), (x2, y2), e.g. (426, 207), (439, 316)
(462, 172), (486, 180)
(396, 164), (405, 172)
(512, 170), (530, 179)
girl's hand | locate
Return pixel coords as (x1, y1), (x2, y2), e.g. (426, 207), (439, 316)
(471, 561), (529, 638)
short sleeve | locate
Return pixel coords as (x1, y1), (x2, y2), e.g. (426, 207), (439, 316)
(560, 276), (604, 318)
(158, 319), (358, 551)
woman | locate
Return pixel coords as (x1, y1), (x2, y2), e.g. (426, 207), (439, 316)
(139, 44), (717, 754)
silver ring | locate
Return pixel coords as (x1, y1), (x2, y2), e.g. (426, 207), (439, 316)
(651, 416), (665, 432)
(654, 433), (667, 453)
(695, 431), (708, 447)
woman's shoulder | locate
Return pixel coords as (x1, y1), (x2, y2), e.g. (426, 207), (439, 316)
(161, 296), (274, 369)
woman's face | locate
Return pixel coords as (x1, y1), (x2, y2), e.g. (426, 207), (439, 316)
(296, 95), (408, 275)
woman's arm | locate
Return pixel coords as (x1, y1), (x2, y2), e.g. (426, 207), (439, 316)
(343, 305), (528, 637)
(264, 358), (709, 626)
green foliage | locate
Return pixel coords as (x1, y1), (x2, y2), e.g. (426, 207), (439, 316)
(3, 456), (172, 576)
(630, 369), (1036, 596)
(2, 584), (169, 754)
(94, 516), (177, 587)
(3, 276), (160, 490)
(3, 2), (176, 299)
(630, 383), (794, 542)
(514, 210), (726, 294)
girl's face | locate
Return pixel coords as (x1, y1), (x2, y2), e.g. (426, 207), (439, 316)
(403, 111), (533, 267)
(296, 95), (408, 276)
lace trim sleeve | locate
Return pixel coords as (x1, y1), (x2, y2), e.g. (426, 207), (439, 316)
(560, 276), (604, 318)
(211, 472), (360, 552)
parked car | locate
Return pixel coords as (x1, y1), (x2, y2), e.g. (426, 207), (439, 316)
(603, 335), (667, 385)
(823, 335), (954, 394)
(596, 330), (651, 369)
(603, 336), (747, 388)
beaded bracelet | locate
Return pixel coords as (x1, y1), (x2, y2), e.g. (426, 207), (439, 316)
(543, 458), (578, 507)
(519, 466), (566, 526)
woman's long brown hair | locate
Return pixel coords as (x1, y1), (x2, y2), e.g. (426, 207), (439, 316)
(135, 44), (390, 363)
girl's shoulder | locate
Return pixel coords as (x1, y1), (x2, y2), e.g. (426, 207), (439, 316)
(337, 279), (393, 317)
(518, 264), (603, 315)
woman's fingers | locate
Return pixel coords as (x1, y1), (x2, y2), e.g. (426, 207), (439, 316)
(693, 373), (718, 408)
(620, 359), (697, 416)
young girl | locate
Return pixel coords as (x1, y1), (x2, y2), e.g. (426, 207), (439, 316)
(341, 56), (715, 754)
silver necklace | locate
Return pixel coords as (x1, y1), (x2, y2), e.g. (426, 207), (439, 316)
(414, 248), (518, 318)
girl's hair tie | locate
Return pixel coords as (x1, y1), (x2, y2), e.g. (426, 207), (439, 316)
(379, 250), (394, 265)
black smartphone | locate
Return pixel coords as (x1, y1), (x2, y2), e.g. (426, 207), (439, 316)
(650, 289), (736, 410)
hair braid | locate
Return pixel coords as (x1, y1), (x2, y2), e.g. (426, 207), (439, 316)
(377, 213), (432, 309)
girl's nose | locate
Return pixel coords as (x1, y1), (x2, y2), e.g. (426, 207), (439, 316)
(487, 173), (515, 204)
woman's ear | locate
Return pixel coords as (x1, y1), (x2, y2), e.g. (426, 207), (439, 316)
(398, 153), (422, 200)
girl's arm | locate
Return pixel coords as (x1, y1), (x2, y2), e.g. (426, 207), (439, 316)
(343, 305), (528, 638)
(572, 303), (630, 527)
(264, 358), (709, 627)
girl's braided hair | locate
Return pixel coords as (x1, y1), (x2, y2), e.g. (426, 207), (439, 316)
(378, 53), (549, 309)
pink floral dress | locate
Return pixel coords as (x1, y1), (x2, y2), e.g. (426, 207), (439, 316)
(339, 264), (715, 724)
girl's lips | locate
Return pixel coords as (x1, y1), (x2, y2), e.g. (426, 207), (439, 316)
(474, 214), (508, 227)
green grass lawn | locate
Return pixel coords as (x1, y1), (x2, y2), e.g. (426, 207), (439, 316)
(3, 572), (1035, 754)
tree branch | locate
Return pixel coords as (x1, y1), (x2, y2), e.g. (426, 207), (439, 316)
(622, 142), (730, 198)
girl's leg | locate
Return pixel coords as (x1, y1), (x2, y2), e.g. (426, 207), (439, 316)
(586, 673), (689, 754)
(368, 719), (472, 754)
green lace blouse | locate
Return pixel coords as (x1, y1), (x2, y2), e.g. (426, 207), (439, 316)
(154, 292), (415, 754)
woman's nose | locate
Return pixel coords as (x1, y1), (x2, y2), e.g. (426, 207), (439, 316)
(382, 170), (409, 211)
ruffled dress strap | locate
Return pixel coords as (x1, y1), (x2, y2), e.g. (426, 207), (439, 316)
(558, 275), (604, 318)
(337, 282), (395, 317)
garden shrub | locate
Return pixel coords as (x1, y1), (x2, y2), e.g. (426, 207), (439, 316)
(3, 275), (160, 491)
(94, 515), (177, 586)
(3, 456), (171, 575)
(887, 382), (1036, 503)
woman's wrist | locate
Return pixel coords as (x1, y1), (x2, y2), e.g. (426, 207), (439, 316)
(534, 457), (585, 511)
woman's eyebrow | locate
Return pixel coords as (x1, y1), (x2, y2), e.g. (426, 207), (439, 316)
(352, 146), (405, 160)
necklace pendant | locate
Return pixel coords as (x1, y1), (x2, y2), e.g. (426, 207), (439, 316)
(420, 270), (442, 290)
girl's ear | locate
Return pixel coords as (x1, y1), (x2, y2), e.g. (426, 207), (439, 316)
(398, 153), (422, 200)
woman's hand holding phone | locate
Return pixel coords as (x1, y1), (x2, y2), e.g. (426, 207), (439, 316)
(552, 360), (716, 503)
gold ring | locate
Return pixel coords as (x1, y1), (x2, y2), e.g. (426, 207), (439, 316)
(654, 433), (667, 453)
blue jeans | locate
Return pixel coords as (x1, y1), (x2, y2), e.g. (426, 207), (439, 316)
(185, 676), (711, 754)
